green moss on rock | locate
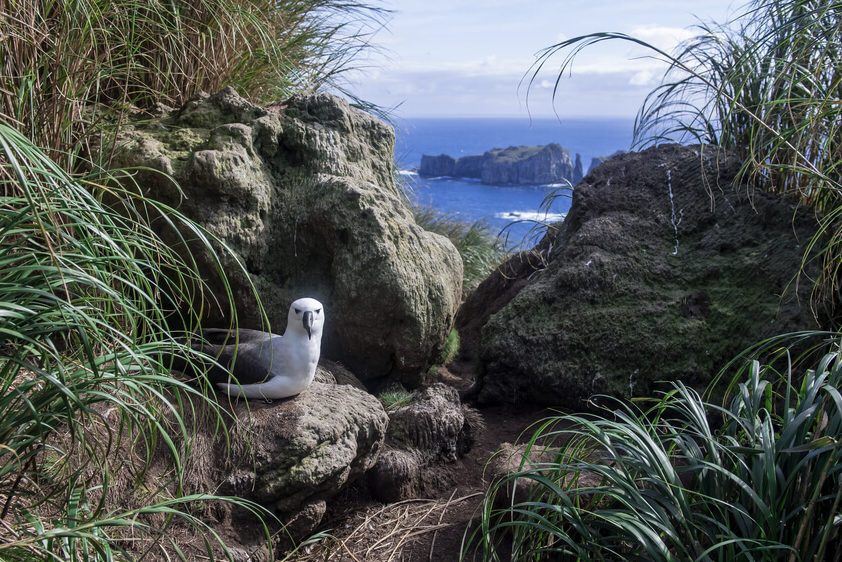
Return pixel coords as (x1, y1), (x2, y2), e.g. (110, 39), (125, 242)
(475, 145), (823, 408)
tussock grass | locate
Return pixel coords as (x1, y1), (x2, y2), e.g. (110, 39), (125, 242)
(0, 123), (270, 558)
(439, 329), (461, 366)
(528, 0), (841, 316)
(469, 334), (842, 561)
(0, 0), (385, 167)
(413, 207), (507, 294)
(378, 389), (415, 412)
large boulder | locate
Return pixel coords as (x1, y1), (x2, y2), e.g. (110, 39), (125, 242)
(148, 372), (389, 557)
(475, 145), (822, 408)
(223, 382), (388, 514)
(115, 88), (463, 383)
(367, 384), (479, 502)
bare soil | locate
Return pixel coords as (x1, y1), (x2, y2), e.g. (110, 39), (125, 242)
(292, 362), (552, 562)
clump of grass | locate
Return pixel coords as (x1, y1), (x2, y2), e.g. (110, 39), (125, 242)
(413, 207), (507, 294)
(0, 123), (268, 558)
(528, 0), (841, 316)
(468, 333), (842, 561)
(378, 388), (415, 412)
(0, 0), (385, 167)
(439, 329), (461, 366)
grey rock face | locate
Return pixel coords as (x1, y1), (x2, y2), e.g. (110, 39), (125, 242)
(224, 382), (388, 513)
(115, 88), (463, 383)
(367, 384), (476, 502)
(419, 154), (456, 177)
(475, 145), (821, 408)
(453, 154), (484, 178)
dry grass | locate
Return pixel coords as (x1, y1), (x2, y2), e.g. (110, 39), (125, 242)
(293, 492), (482, 562)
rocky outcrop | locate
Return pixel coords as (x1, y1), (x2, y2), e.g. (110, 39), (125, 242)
(419, 154), (456, 177)
(367, 384), (478, 502)
(456, 231), (558, 362)
(474, 145), (821, 408)
(115, 88), (463, 384)
(223, 382), (388, 513)
(165, 370), (389, 554)
(481, 144), (574, 185)
(453, 154), (484, 178)
(418, 144), (578, 185)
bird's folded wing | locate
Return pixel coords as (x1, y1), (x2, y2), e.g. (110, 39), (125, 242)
(219, 335), (288, 386)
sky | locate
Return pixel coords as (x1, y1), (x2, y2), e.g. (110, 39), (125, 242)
(344, 0), (742, 118)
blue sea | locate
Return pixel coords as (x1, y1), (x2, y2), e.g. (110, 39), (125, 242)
(394, 117), (634, 247)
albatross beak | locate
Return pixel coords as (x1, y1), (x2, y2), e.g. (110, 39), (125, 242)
(303, 311), (314, 340)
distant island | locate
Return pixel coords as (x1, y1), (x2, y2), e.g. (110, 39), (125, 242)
(419, 143), (583, 186)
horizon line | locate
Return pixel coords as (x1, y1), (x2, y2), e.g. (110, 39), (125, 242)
(386, 114), (637, 121)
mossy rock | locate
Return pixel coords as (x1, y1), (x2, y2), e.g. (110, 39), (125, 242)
(114, 88), (463, 383)
(476, 145), (823, 408)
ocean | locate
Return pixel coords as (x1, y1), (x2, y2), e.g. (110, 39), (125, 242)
(394, 117), (634, 248)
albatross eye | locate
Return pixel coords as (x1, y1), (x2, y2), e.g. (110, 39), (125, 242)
(315, 309), (321, 314)
(294, 308), (301, 314)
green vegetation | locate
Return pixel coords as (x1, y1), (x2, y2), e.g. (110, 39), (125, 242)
(529, 0), (840, 315)
(439, 329), (461, 365)
(377, 389), (415, 412)
(0, 123), (272, 559)
(487, 145), (548, 162)
(413, 206), (507, 294)
(0, 0), (382, 558)
(469, 334), (842, 561)
(471, 1), (842, 559)
(0, 0), (384, 167)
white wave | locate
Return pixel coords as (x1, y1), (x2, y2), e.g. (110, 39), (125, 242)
(398, 169), (418, 176)
(542, 182), (570, 188)
(495, 211), (567, 222)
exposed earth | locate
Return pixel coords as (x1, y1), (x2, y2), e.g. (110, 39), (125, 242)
(290, 362), (554, 562)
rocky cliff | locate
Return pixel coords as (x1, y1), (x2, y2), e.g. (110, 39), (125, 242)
(419, 154), (456, 177)
(464, 145), (822, 408)
(115, 88), (463, 384)
(419, 143), (581, 185)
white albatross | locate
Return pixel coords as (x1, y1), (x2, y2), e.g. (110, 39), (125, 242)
(190, 298), (324, 401)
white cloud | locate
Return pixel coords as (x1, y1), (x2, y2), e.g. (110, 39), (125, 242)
(628, 25), (697, 52)
(629, 69), (656, 86)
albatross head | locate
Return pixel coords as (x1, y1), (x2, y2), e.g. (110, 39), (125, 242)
(287, 297), (325, 341)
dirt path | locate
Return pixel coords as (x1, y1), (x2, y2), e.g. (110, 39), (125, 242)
(401, 404), (550, 561)
(293, 363), (551, 562)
